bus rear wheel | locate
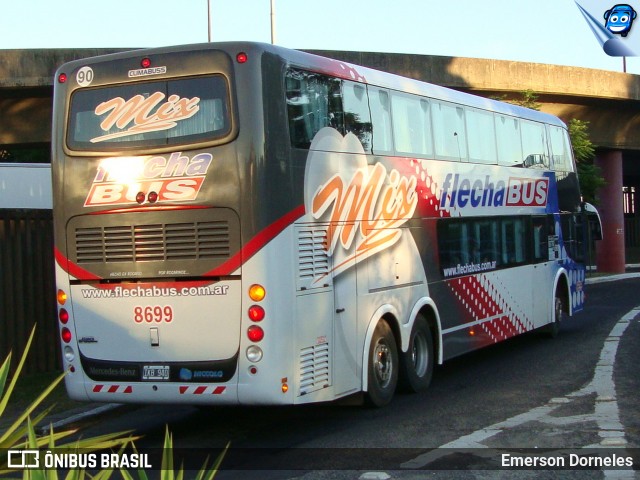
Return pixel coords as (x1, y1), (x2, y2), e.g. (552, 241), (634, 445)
(399, 314), (434, 393)
(365, 319), (398, 407)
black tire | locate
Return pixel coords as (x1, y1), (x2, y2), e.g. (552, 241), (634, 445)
(543, 291), (564, 338)
(399, 314), (434, 393)
(365, 320), (398, 407)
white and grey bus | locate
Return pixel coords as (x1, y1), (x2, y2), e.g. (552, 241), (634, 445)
(52, 42), (592, 407)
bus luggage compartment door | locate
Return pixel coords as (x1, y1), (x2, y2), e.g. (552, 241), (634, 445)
(69, 279), (241, 367)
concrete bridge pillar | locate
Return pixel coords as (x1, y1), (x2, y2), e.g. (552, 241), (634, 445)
(594, 150), (625, 273)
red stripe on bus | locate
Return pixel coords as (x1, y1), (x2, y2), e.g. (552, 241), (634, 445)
(55, 205), (305, 279)
(205, 204), (305, 276)
(54, 247), (101, 280)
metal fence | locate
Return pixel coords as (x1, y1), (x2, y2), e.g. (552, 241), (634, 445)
(0, 209), (60, 374)
(626, 216), (640, 247)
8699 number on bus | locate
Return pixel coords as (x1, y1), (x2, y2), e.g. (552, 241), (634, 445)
(134, 306), (173, 323)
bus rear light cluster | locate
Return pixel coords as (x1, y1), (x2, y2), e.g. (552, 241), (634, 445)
(57, 289), (75, 365)
(246, 284), (265, 364)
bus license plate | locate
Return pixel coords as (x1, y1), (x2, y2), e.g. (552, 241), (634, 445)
(142, 365), (170, 380)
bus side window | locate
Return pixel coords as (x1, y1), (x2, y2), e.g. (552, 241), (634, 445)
(466, 108), (497, 165)
(432, 101), (467, 162)
(496, 115), (523, 167)
(285, 69), (343, 149)
(548, 125), (574, 172)
(501, 218), (528, 265)
(369, 87), (393, 155)
(532, 216), (549, 263)
(343, 81), (372, 153)
(521, 120), (548, 168)
(475, 220), (499, 264)
(390, 92), (433, 158)
(438, 220), (465, 270)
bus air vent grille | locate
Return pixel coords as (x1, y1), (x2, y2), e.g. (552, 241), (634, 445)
(299, 343), (330, 395)
(75, 221), (230, 263)
(297, 227), (329, 287)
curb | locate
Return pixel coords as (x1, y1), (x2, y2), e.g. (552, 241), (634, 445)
(37, 403), (122, 435)
(586, 273), (640, 284)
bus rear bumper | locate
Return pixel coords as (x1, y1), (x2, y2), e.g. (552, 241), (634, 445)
(66, 376), (243, 405)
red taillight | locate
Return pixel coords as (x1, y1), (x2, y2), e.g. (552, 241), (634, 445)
(141, 57), (151, 68)
(58, 73), (67, 83)
(247, 325), (264, 342)
(61, 327), (72, 343)
(136, 192), (146, 204)
(147, 191), (159, 203)
(59, 308), (69, 324)
(236, 52), (248, 64)
(248, 305), (265, 322)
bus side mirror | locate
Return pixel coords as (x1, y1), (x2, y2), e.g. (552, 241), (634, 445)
(583, 202), (603, 241)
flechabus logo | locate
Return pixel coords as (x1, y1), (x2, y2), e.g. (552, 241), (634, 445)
(84, 152), (212, 207)
(440, 173), (548, 210)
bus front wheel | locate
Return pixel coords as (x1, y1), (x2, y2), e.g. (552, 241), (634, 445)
(365, 319), (398, 407)
(544, 291), (564, 338)
(399, 314), (434, 393)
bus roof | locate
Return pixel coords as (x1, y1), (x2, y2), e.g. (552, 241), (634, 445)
(57, 41), (567, 129)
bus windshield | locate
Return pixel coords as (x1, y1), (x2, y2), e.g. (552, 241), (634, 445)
(67, 75), (231, 151)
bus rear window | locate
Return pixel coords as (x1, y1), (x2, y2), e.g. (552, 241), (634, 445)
(67, 75), (231, 151)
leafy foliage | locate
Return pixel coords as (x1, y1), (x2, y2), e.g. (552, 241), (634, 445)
(510, 89), (542, 111)
(0, 327), (228, 478)
(568, 119), (605, 205)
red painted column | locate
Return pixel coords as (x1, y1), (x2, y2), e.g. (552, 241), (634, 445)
(594, 150), (625, 273)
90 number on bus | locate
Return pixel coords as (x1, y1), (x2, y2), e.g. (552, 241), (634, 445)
(134, 306), (173, 323)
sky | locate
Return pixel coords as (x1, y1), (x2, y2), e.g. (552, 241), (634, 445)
(3, 0), (640, 75)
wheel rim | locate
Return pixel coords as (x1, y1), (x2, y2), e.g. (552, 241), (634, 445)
(373, 339), (393, 389)
(555, 297), (563, 323)
(411, 331), (429, 377)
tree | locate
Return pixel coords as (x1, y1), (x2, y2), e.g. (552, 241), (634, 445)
(568, 118), (605, 205)
(510, 89), (542, 111)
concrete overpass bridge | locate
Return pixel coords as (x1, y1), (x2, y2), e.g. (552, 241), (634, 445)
(2, 48), (640, 271)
